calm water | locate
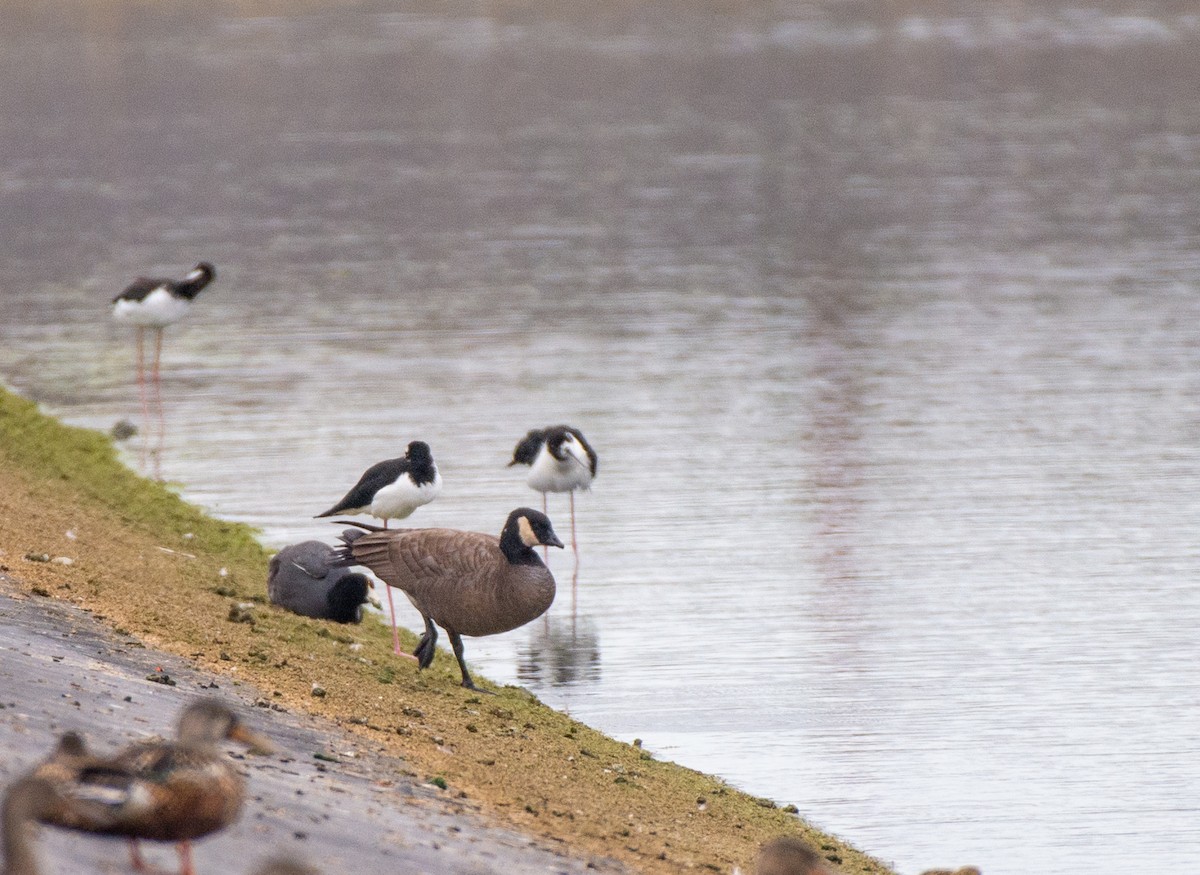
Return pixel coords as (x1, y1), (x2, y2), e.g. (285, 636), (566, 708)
(3, 3), (1200, 873)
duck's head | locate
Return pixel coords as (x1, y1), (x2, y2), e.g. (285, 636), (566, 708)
(52, 731), (88, 759)
(176, 699), (275, 754)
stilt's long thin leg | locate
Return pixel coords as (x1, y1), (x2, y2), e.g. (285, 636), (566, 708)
(151, 327), (165, 479)
(135, 326), (148, 470)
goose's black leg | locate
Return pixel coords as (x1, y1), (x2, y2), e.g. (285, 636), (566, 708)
(449, 630), (492, 694)
(414, 616), (438, 669)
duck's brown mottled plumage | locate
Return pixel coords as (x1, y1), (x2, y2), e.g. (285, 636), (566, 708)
(338, 507), (564, 690)
(23, 733), (90, 788)
(94, 698), (273, 843)
(10, 699), (272, 875)
(3, 778), (313, 875)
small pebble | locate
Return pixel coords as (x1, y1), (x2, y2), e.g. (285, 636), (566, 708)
(227, 603), (256, 624)
(110, 419), (137, 441)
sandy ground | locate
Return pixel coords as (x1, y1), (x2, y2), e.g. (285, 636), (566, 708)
(0, 573), (627, 875)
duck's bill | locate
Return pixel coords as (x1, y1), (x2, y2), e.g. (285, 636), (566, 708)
(231, 725), (277, 756)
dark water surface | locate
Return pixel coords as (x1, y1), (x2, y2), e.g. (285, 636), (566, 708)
(3, 3), (1200, 873)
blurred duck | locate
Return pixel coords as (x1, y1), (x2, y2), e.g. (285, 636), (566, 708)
(3, 779), (317, 875)
(14, 699), (272, 875)
(338, 508), (563, 691)
(268, 540), (371, 624)
(508, 425), (597, 558)
(755, 836), (832, 875)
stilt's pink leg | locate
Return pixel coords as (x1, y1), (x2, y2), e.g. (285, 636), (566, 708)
(377, 518), (417, 660)
(384, 585), (418, 661)
(571, 562), (579, 618)
(151, 327), (165, 479)
(570, 490), (580, 605)
(385, 583), (401, 653)
(136, 326), (148, 470)
(569, 490), (579, 556)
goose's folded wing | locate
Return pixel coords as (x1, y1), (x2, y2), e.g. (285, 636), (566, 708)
(388, 530), (500, 592)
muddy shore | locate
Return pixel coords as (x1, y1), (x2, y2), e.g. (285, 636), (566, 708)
(0, 574), (624, 874)
(0, 387), (895, 875)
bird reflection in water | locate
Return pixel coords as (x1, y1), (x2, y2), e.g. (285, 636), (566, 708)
(517, 611), (601, 688)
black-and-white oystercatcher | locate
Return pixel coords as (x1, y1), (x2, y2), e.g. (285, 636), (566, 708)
(317, 441), (442, 655)
(508, 425), (597, 557)
(111, 261), (216, 468)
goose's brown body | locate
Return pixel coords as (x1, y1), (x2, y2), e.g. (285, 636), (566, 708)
(348, 527), (555, 637)
(339, 508), (563, 689)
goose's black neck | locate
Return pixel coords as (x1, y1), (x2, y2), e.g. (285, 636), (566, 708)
(499, 523), (544, 567)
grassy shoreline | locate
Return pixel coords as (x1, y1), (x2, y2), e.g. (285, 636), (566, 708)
(0, 386), (896, 875)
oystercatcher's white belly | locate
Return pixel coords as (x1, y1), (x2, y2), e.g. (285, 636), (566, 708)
(371, 471), (442, 520)
(112, 288), (191, 327)
(527, 445), (593, 493)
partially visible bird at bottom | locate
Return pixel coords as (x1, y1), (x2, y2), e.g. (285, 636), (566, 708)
(7, 698), (273, 875)
(268, 540), (371, 624)
(2, 778), (317, 875)
(337, 507), (564, 691)
(251, 859), (321, 875)
(755, 836), (833, 875)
